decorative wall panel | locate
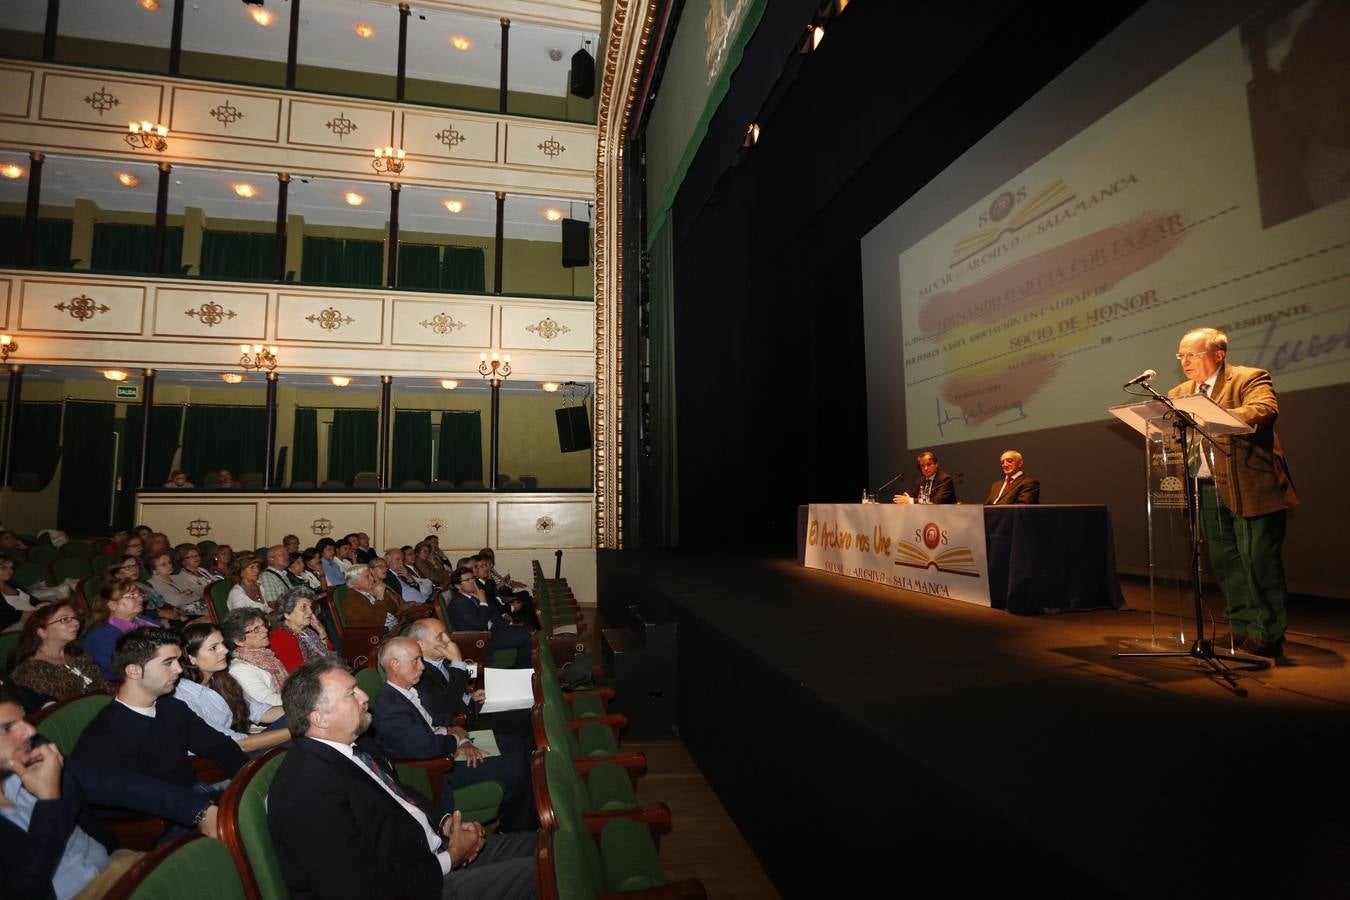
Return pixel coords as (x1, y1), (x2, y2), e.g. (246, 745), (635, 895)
(152, 287), (268, 340)
(140, 502), (259, 549)
(265, 501), (379, 547)
(40, 73), (163, 128)
(0, 278), (10, 331)
(170, 88), (282, 143)
(276, 293), (385, 344)
(503, 122), (597, 173)
(288, 101), (395, 151)
(499, 305), (592, 352)
(390, 298), (492, 348)
(0, 67), (34, 119)
(497, 500), (594, 549)
(19, 281), (145, 335)
(400, 112), (499, 164)
(384, 501), (490, 549)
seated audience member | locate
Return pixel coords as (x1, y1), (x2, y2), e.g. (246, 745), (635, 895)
(227, 555), (268, 612)
(983, 449), (1041, 505)
(268, 658), (537, 900)
(1, 595), (23, 635)
(299, 548), (326, 590)
(222, 608), (289, 708)
(407, 618), (532, 746)
(175, 623), (288, 754)
(147, 551), (208, 618)
(0, 529), (30, 562)
(0, 557), (37, 621)
(318, 539), (345, 585)
(892, 451), (958, 505)
(410, 541), (451, 590)
(261, 545), (301, 609)
(83, 581), (163, 680)
(446, 567), (532, 669)
(105, 553), (179, 623)
(162, 469), (194, 488)
(146, 533), (171, 561)
(286, 552), (311, 590)
(176, 543), (223, 585)
(334, 540), (356, 572)
(283, 534), (301, 556)
(208, 543), (236, 580)
(213, 469), (241, 489)
(72, 628), (248, 797)
(122, 535), (146, 567)
(0, 685), (220, 900)
(11, 603), (110, 703)
(269, 587), (334, 672)
(426, 534), (452, 568)
(97, 528), (130, 557)
(354, 532), (378, 565)
(341, 564), (426, 632)
(386, 547), (434, 603)
(132, 525), (153, 544)
(372, 639), (536, 832)
(473, 553), (537, 631)
(477, 547), (526, 592)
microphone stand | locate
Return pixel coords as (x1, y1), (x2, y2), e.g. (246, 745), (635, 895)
(869, 471), (905, 503)
(1113, 380), (1268, 695)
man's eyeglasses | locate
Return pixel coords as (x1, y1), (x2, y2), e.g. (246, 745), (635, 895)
(1176, 351), (1211, 362)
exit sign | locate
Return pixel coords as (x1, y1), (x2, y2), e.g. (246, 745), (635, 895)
(115, 384), (139, 400)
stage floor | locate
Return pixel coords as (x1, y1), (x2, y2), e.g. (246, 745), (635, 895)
(598, 550), (1350, 900)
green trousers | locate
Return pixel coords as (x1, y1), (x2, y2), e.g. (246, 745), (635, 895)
(1200, 482), (1289, 642)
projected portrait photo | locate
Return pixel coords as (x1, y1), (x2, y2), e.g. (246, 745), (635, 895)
(1242, 0), (1350, 229)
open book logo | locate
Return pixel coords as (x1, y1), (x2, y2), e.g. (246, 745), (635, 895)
(894, 542), (982, 578)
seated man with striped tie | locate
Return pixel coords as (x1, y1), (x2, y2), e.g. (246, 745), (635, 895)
(983, 450), (1040, 505)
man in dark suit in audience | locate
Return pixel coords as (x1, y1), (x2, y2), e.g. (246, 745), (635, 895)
(268, 657), (536, 900)
(406, 618), (534, 746)
(447, 567), (532, 668)
(370, 638), (536, 831)
(892, 450), (958, 504)
(983, 450), (1041, 504)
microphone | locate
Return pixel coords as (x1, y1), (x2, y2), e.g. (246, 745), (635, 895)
(1123, 368), (1157, 387)
(875, 471), (905, 493)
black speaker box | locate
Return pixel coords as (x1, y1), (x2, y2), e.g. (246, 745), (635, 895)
(561, 218), (590, 268)
(555, 406), (592, 453)
(570, 47), (595, 99)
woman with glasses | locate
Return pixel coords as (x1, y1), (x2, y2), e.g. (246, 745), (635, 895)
(269, 587), (334, 673)
(175, 622), (288, 753)
(83, 580), (163, 680)
(220, 608), (288, 707)
(105, 554), (179, 623)
(10, 603), (109, 702)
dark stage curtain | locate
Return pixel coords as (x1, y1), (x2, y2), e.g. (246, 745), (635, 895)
(301, 236), (383, 286)
(397, 244), (440, 291)
(437, 411), (482, 485)
(0, 217), (74, 267)
(180, 405), (267, 484)
(200, 231), (274, 280)
(91, 223), (183, 274)
(327, 409), (378, 485)
(441, 246), (486, 292)
(57, 401), (116, 534)
(291, 408), (318, 484)
(11, 402), (63, 491)
(123, 405), (185, 487)
(392, 410), (431, 485)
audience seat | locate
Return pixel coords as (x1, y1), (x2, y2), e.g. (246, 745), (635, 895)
(533, 701), (645, 783)
(0, 631), (19, 672)
(103, 833), (246, 900)
(289, 480), (316, 489)
(219, 747), (288, 900)
(239, 473), (264, 489)
(328, 585), (384, 670)
(353, 471), (379, 489)
(531, 747), (661, 834)
(52, 556), (94, 582)
(535, 808), (704, 900)
(207, 580), (232, 625)
(321, 479), (347, 489)
(29, 544), (60, 564)
(15, 561), (51, 589)
(92, 553), (119, 575)
(399, 479), (426, 489)
(429, 479), (456, 491)
(61, 540), (97, 558)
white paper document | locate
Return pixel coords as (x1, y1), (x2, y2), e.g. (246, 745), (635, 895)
(477, 667), (535, 713)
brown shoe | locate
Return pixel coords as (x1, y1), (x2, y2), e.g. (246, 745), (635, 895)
(1241, 637), (1284, 658)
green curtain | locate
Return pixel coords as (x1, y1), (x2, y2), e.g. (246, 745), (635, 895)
(649, 219), (679, 544)
(441, 246), (486, 292)
(292, 408), (318, 484)
(327, 409), (378, 485)
(180, 405), (267, 483)
(91, 224), (183, 274)
(391, 411), (432, 486)
(301, 236), (383, 286)
(123, 405), (185, 487)
(437, 411), (482, 485)
(0, 217), (75, 267)
(200, 231), (274, 280)
(10, 402), (63, 490)
(397, 244), (440, 291)
(57, 401), (116, 535)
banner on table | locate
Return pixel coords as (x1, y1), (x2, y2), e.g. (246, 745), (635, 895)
(803, 503), (991, 607)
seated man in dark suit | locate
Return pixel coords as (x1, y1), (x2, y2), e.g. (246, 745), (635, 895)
(983, 449), (1041, 505)
(406, 618), (534, 746)
(446, 567), (532, 668)
(72, 628), (248, 801)
(0, 685), (220, 900)
(893, 450), (958, 504)
(268, 657), (536, 900)
(371, 638), (536, 832)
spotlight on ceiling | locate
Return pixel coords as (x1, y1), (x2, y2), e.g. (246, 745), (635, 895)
(450, 35), (471, 50)
(103, 369), (129, 382)
(344, 192), (364, 206)
(354, 23), (374, 38)
(443, 199), (464, 213)
(116, 172), (141, 187)
(1, 164), (25, 180)
(330, 376), (351, 387)
(440, 379), (459, 390)
(233, 183), (257, 198)
(220, 373), (244, 384)
(543, 208), (563, 222)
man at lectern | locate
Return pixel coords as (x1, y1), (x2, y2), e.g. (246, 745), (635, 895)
(892, 451), (957, 504)
(1168, 327), (1298, 658)
(983, 450), (1039, 505)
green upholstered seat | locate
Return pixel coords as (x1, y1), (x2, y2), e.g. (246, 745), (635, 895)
(108, 833), (246, 900)
(36, 694), (112, 754)
(51, 556), (94, 582)
(91, 553), (118, 575)
(393, 765), (503, 824)
(29, 544), (60, 564)
(221, 749), (289, 900)
(544, 744), (637, 814)
(354, 665), (386, 701)
(0, 631), (19, 673)
(60, 540), (96, 558)
(208, 580), (232, 624)
(542, 695), (619, 759)
(489, 647), (519, 668)
(14, 561), (51, 588)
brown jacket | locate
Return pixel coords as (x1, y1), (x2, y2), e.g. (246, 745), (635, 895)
(1168, 363), (1298, 517)
(341, 586), (415, 629)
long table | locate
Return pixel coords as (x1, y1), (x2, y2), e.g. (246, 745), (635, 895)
(797, 503), (1123, 614)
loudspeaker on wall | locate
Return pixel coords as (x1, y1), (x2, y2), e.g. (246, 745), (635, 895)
(561, 218), (590, 268)
(556, 406), (592, 453)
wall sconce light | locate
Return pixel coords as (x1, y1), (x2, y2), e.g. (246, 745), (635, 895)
(233, 183), (257, 198)
(102, 369), (129, 381)
(372, 147), (406, 175)
(0, 335), (16, 363)
(344, 192), (365, 206)
(441, 379), (460, 390)
(354, 23), (374, 38)
(479, 352), (511, 383)
(543, 208), (563, 222)
(330, 376), (351, 387)
(240, 343), (278, 371)
(220, 373), (243, 384)
(126, 121), (169, 152)
(444, 199), (464, 213)
(250, 7), (273, 26)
